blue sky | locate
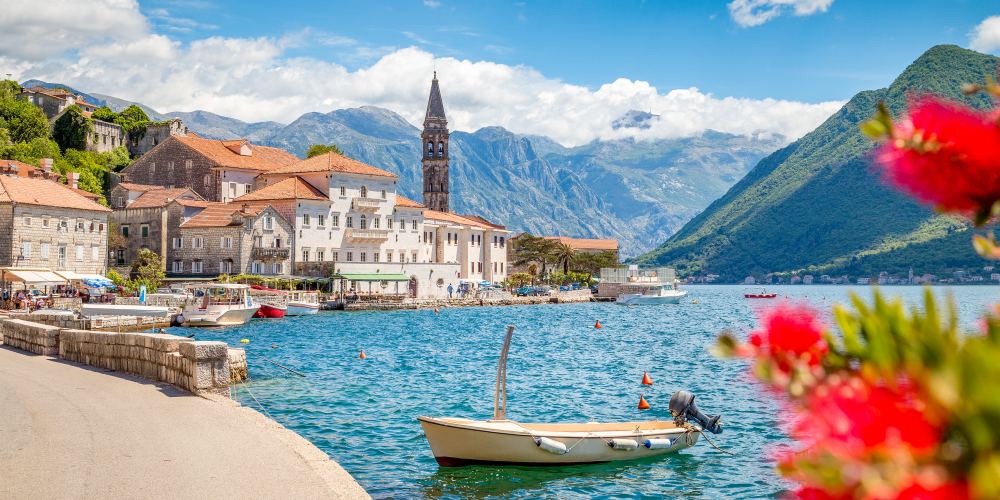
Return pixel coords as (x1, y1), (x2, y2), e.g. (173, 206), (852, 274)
(4, 1), (999, 145)
(142, 0), (999, 103)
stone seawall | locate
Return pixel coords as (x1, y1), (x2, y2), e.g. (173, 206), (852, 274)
(26, 312), (173, 332)
(0, 318), (233, 396)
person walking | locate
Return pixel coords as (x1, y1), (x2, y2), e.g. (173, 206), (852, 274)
(447, 283), (454, 299)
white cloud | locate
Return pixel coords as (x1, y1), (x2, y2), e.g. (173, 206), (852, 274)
(970, 16), (1000, 54)
(1, 0), (843, 147)
(0, 0), (148, 59)
(728, 0), (833, 28)
(423, 0), (443, 8)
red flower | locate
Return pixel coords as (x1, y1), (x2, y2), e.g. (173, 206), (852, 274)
(750, 303), (828, 370)
(876, 96), (1000, 216)
(797, 377), (941, 456)
(792, 486), (848, 500)
(895, 479), (969, 500)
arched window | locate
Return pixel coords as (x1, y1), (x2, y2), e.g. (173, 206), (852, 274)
(360, 214), (367, 229)
(427, 141), (434, 157)
(437, 142), (444, 157)
(360, 186), (368, 198)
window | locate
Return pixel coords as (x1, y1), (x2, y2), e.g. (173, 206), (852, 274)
(332, 214), (339, 227)
(500, 262), (504, 273)
(186, 159), (194, 169)
(220, 260), (233, 273)
(360, 186), (368, 198)
(500, 237), (505, 247)
(399, 251), (406, 262)
(253, 235), (263, 247)
(437, 141), (444, 157)
(318, 214), (326, 227)
(244, 184), (251, 195)
(140, 225), (149, 238)
(229, 182), (237, 198)
(494, 262), (497, 273)
(332, 251), (338, 262)
(121, 225), (129, 237)
(193, 236), (203, 249)
(381, 189), (386, 199)
(221, 236), (233, 249)
(346, 251), (353, 262)
(302, 213), (311, 226)
(386, 252), (392, 262)
(412, 251), (418, 263)
(172, 237), (183, 249)
(387, 218), (393, 230)
(116, 249), (125, 266)
(203, 174), (212, 188)
(98, 223), (104, 232)
(346, 216), (353, 229)
(412, 219), (417, 231)
(373, 216), (380, 229)
(42, 217), (49, 228)
(398, 219), (405, 231)
(192, 261), (203, 273)
(272, 262), (282, 274)
(263, 215), (274, 230)
(40, 243), (49, 259)
(75, 245), (84, 261)
(274, 237), (282, 248)
(92, 246), (99, 261)
(76, 220), (85, 231)
(360, 252), (366, 262)
(59, 219), (68, 230)
(493, 236), (498, 247)
(427, 141), (433, 157)
(317, 249), (325, 261)
(171, 260), (182, 272)
(251, 261), (261, 274)
(24, 216), (31, 226)
(373, 252), (379, 263)
(302, 249), (310, 262)
(20, 241), (31, 258)
(360, 215), (367, 230)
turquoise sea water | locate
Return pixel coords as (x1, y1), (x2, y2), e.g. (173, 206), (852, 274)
(178, 285), (999, 499)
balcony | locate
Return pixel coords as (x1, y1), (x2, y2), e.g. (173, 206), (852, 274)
(346, 228), (390, 241)
(352, 197), (385, 211)
(252, 247), (290, 260)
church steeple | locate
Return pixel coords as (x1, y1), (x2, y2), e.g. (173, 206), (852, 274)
(422, 73), (450, 212)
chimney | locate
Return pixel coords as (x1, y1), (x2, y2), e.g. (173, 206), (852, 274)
(242, 203), (250, 213)
(40, 158), (53, 173)
(68, 172), (79, 190)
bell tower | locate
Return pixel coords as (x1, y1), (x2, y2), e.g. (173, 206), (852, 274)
(422, 72), (449, 212)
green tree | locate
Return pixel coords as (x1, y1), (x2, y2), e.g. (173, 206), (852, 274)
(0, 137), (60, 164)
(52, 105), (92, 152)
(512, 234), (559, 277)
(103, 146), (131, 171)
(91, 106), (117, 123)
(0, 95), (49, 143)
(129, 248), (165, 292)
(0, 80), (21, 100)
(114, 104), (150, 141)
(554, 242), (576, 274)
(306, 143), (343, 158)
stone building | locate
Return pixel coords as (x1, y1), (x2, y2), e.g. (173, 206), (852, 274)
(17, 86), (98, 118)
(120, 136), (298, 202)
(109, 188), (209, 273)
(0, 174), (111, 276)
(176, 204), (292, 277)
(421, 73), (450, 212)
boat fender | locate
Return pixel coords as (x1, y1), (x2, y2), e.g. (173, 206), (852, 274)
(608, 438), (638, 450)
(534, 437), (568, 454)
(174, 314), (184, 325)
(644, 438), (673, 449)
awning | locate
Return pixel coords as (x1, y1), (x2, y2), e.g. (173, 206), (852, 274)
(332, 273), (411, 282)
(55, 271), (114, 287)
(2, 269), (67, 286)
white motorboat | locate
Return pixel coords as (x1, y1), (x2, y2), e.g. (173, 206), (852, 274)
(418, 326), (722, 466)
(286, 291), (320, 316)
(179, 284), (258, 327)
(616, 282), (688, 305)
(81, 303), (172, 318)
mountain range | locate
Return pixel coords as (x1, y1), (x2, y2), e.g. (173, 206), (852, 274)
(633, 45), (996, 281)
(28, 80), (785, 257)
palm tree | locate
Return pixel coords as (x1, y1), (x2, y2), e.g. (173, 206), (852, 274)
(554, 243), (575, 274)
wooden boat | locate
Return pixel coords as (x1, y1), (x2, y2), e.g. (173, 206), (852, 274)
(179, 284), (258, 327)
(286, 291), (320, 316)
(744, 288), (777, 299)
(418, 326), (722, 466)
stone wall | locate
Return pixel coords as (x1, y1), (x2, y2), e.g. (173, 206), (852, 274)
(122, 137), (220, 201)
(110, 205), (169, 271)
(0, 318), (233, 395)
(27, 311), (173, 332)
(2, 204), (109, 274)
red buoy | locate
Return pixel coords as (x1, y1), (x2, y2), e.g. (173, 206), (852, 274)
(638, 395), (651, 410)
(594, 320), (602, 329)
(641, 371), (653, 386)
(359, 350), (367, 359)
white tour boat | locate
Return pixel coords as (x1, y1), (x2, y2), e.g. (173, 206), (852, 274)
(616, 282), (688, 305)
(286, 290), (320, 316)
(418, 326), (722, 466)
(179, 284), (258, 327)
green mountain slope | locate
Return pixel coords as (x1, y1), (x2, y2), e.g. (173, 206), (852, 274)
(634, 45), (998, 281)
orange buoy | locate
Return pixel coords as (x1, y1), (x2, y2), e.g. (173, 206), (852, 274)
(641, 371), (653, 386)
(594, 320), (602, 329)
(637, 394), (651, 410)
(359, 350), (367, 359)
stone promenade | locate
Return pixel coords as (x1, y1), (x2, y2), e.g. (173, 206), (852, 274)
(0, 346), (369, 499)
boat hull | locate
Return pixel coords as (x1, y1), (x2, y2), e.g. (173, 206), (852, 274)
(744, 294), (777, 299)
(181, 305), (258, 327)
(616, 290), (688, 305)
(286, 302), (320, 316)
(253, 303), (287, 318)
(418, 417), (698, 467)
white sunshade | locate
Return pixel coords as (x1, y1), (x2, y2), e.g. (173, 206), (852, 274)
(2, 269), (67, 286)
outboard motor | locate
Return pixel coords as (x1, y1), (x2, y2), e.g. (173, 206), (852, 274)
(669, 390), (722, 434)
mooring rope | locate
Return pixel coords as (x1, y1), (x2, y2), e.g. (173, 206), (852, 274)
(682, 423), (736, 456)
(238, 377), (275, 421)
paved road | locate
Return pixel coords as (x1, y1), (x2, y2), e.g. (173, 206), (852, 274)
(0, 346), (369, 500)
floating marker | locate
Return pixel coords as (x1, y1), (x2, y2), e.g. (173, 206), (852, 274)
(271, 343), (278, 349)
(641, 371), (653, 386)
(594, 320), (602, 329)
(638, 394), (651, 410)
(359, 350), (367, 359)
(240, 338), (249, 344)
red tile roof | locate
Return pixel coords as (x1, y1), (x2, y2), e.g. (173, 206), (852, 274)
(180, 203), (267, 228)
(267, 151), (396, 178)
(395, 195), (424, 208)
(424, 210), (504, 230)
(71, 187), (102, 201)
(116, 182), (163, 192)
(173, 136), (298, 172)
(0, 159), (40, 177)
(128, 188), (203, 209)
(0, 175), (110, 212)
(542, 236), (619, 251)
(233, 177), (327, 202)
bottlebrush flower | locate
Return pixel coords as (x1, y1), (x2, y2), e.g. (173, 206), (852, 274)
(749, 303), (828, 370)
(875, 96), (1000, 220)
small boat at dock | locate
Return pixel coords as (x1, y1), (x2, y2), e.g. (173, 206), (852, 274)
(418, 326), (723, 466)
(744, 288), (777, 299)
(616, 282), (688, 305)
(179, 284), (258, 327)
(286, 291), (320, 316)
(249, 285), (288, 319)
